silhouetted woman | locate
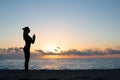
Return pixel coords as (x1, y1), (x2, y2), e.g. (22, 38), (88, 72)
(22, 27), (35, 72)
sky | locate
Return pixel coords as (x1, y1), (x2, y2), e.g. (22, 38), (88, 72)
(0, 0), (120, 54)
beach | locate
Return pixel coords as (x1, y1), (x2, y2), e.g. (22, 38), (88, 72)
(0, 69), (120, 80)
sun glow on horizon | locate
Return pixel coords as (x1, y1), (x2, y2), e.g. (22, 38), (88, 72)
(39, 55), (76, 59)
(38, 54), (120, 59)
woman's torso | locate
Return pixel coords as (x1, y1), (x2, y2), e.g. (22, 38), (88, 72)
(24, 35), (32, 50)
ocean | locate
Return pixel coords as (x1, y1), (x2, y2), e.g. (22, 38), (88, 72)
(0, 58), (120, 70)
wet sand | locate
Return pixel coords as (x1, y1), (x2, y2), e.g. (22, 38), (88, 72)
(0, 69), (120, 80)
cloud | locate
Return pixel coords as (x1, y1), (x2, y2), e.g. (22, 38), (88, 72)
(35, 49), (46, 55)
(35, 47), (120, 56)
(105, 48), (120, 55)
(0, 47), (23, 54)
(0, 47), (23, 59)
(0, 47), (38, 59)
(0, 46), (120, 59)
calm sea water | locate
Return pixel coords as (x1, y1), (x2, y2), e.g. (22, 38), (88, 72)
(0, 58), (120, 70)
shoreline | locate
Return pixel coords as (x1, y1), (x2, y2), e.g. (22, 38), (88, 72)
(0, 69), (120, 80)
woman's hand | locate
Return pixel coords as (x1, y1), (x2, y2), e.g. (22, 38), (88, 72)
(32, 34), (36, 44)
(33, 34), (35, 39)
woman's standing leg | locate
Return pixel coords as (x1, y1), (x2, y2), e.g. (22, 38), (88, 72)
(24, 49), (30, 72)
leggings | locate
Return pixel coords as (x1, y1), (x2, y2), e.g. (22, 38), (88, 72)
(23, 48), (30, 72)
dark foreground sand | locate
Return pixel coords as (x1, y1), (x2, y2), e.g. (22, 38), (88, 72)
(0, 69), (120, 80)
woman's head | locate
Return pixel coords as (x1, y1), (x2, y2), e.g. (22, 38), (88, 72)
(22, 27), (30, 33)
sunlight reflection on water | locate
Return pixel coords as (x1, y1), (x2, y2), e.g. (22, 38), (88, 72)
(0, 58), (120, 70)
